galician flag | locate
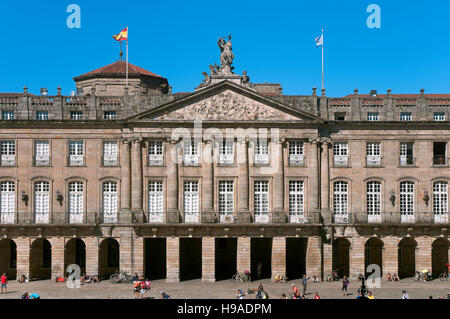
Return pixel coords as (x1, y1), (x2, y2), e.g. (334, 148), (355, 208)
(315, 32), (323, 47)
(113, 27), (128, 41)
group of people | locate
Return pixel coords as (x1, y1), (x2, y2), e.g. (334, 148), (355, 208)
(386, 273), (400, 281)
(131, 273), (171, 299)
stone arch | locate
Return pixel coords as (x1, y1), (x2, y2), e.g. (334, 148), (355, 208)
(64, 238), (86, 276)
(332, 237), (351, 278)
(398, 237), (417, 278)
(0, 239), (16, 279)
(30, 238), (52, 280)
(432, 238), (449, 278)
(98, 238), (120, 279)
(365, 237), (384, 276)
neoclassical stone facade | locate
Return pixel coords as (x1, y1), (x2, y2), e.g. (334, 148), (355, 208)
(0, 56), (449, 283)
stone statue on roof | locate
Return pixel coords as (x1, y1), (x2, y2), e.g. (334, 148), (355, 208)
(217, 35), (234, 75)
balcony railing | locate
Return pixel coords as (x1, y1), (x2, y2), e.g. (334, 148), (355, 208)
(219, 213), (234, 223)
(433, 156), (448, 166)
(0, 155), (15, 166)
(102, 156), (118, 166)
(33, 155), (51, 166)
(148, 154), (164, 166)
(2, 212), (98, 225)
(68, 155), (84, 166)
(148, 212), (164, 223)
(218, 154), (234, 166)
(399, 156), (415, 166)
(254, 213), (270, 223)
(289, 154), (305, 166)
(352, 211), (446, 225)
(366, 155), (382, 167)
(183, 155), (200, 166)
(184, 212), (200, 223)
(254, 154), (269, 165)
(333, 155), (349, 167)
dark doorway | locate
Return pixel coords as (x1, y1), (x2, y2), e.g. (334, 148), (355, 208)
(432, 238), (449, 278)
(365, 238), (383, 277)
(286, 238), (307, 280)
(99, 238), (120, 279)
(333, 238), (350, 278)
(398, 238), (417, 278)
(144, 238), (166, 280)
(215, 238), (237, 281)
(30, 238), (52, 280)
(64, 238), (86, 276)
(180, 238), (202, 281)
(251, 238), (272, 281)
(0, 239), (17, 279)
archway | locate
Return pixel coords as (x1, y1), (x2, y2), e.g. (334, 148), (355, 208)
(98, 238), (120, 279)
(64, 238), (86, 276)
(333, 238), (350, 278)
(398, 238), (417, 278)
(365, 237), (384, 276)
(0, 239), (16, 279)
(30, 238), (52, 280)
(432, 238), (449, 278)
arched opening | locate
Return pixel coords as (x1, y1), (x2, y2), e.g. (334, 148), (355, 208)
(30, 238), (52, 280)
(251, 238), (272, 281)
(286, 238), (308, 280)
(64, 238), (86, 276)
(0, 239), (16, 279)
(365, 237), (384, 276)
(333, 238), (350, 278)
(432, 238), (449, 278)
(98, 238), (119, 279)
(398, 238), (417, 278)
(215, 238), (237, 281)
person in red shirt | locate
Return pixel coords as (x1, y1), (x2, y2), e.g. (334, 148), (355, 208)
(313, 292), (320, 299)
(1, 273), (7, 294)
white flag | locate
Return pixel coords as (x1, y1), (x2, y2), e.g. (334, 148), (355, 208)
(315, 33), (323, 47)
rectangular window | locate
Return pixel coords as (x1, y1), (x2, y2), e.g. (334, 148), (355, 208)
(36, 111), (48, 120)
(400, 181), (415, 222)
(183, 141), (199, 166)
(34, 181), (50, 224)
(333, 142), (348, 167)
(254, 181), (269, 223)
(399, 142), (414, 166)
(367, 112), (379, 121)
(400, 112), (412, 121)
(34, 141), (50, 166)
(334, 113), (346, 121)
(70, 111), (83, 120)
(433, 182), (448, 216)
(333, 181), (348, 217)
(148, 181), (164, 223)
(434, 113), (445, 121)
(103, 182), (118, 223)
(289, 181), (304, 222)
(289, 141), (304, 166)
(69, 182), (84, 224)
(366, 142), (381, 167)
(0, 181), (15, 224)
(2, 111), (14, 120)
(184, 181), (199, 223)
(0, 141), (15, 166)
(254, 140), (269, 165)
(148, 141), (164, 166)
(433, 142), (447, 165)
(69, 141), (84, 166)
(104, 111), (116, 120)
(219, 141), (234, 165)
(367, 181), (381, 219)
(219, 181), (234, 223)
(103, 141), (118, 166)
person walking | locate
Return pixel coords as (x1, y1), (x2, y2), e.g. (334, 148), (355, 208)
(1, 273), (7, 294)
(301, 274), (309, 295)
(342, 276), (349, 296)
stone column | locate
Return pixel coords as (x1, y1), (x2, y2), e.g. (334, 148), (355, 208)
(133, 236), (144, 275)
(166, 237), (180, 282)
(273, 140), (285, 221)
(119, 228), (133, 273)
(271, 237), (286, 280)
(201, 140), (215, 222)
(49, 237), (65, 279)
(237, 139), (250, 221)
(322, 241), (333, 280)
(15, 237), (30, 279)
(85, 237), (99, 276)
(120, 139), (131, 220)
(237, 237), (251, 273)
(383, 236), (398, 276)
(166, 140), (180, 222)
(416, 236), (432, 271)
(306, 236), (322, 277)
(202, 237), (215, 282)
(131, 138), (144, 217)
(308, 140), (320, 220)
(320, 141), (331, 213)
(350, 237), (365, 278)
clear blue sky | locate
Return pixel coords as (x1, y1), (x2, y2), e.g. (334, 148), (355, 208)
(1, 0), (450, 96)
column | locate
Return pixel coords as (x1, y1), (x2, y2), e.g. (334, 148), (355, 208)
(322, 241), (333, 279)
(350, 236), (365, 278)
(85, 237), (99, 276)
(133, 236), (144, 275)
(166, 140), (179, 222)
(201, 140), (214, 222)
(383, 236), (398, 276)
(119, 228), (133, 273)
(416, 236), (432, 271)
(308, 140), (320, 219)
(320, 141), (330, 213)
(273, 141), (285, 220)
(202, 237), (215, 282)
(120, 139), (131, 211)
(237, 237), (251, 274)
(166, 237), (180, 282)
(49, 237), (65, 279)
(15, 237), (30, 279)
(131, 138), (143, 213)
(237, 139), (250, 222)
(306, 236), (322, 277)
(271, 237), (286, 280)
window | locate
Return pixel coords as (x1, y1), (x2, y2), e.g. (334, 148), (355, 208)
(148, 181), (163, 223)
(219, 141), (234, 165)
(148, 141), (164, 166)
(183, 141), (199, 166)
(289, 181), (304, 222)
(254, 140), (269, 165)
(400, 142), (414, 166)
(103, 141), (118, 166)
(2, 111), (14, 120)
(289, 141), (304, 166)
(400, 112), (412, 121)
(34, 181), (50, 223)
(333, 142), (348, 167)
(104, 111), (116, 120)
(434, 113), (445, 122)
(366, 142), (381, 166)
(0, 141), (15, 166)
(254, 181), (269, 223)
(433, 182), (448, 223)
(69, 182), (84, 224)
(219, 181), (234, 222)
(34, 141), (50, 166)
(334, 113), (346, 121)
(0, 181), (15, 224)
(103, 182), (118, 223)
(433, 142), (447, 165)
(184, 181), (199, 222)
(36, 111), (48, 120)
(367, 112), (379, 121)
(69, 141), (84, 166)
(70, 111), (83, 120)
(400, 181), (415, 222)
(367, 182), (381, 221)
(333, 181), (348, 222)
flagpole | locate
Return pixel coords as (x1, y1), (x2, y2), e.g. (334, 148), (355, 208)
(126, 26), (129, 89)
(321, 28), (324, 91)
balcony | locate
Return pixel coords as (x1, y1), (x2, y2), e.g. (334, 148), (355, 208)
(219, 213), (234, 223)
(399, 156), (415, 167)
(333, 214), (352, 224)
(102, 155), (118, 166)
(289, 154), (305, 166)
(218, 154), (234, 166)
(352, 211), (445, 225)
(148, 154), (164, 166)
(148, 212), (164, 223)
(254, 154), (269, 165)
(184, 212), (199, 223)
(183, 155), (200, 166)
(433, 156), (448, 166)
(68, 155), (84, 166)
(33, 155), (51, 166)
(366, 155), (382, 167)
(0, 155), (15, 166)
(333, 155), (349, 167)
(254, 213), (269, 223)
(289, 214), (311, 224)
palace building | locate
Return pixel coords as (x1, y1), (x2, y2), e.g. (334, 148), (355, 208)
(0, 39), (449, 282)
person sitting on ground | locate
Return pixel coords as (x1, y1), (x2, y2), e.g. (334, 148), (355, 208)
(386, 273), (392, 281)
(93, 275), (99, 283)
(256, 284), (265, 299)
(281, 294), (287, 299)
(21, 292), (29, 299)
(290, 283), (300, 299)
(19, 274), (27, 283)
(313, 275), (319, 283)
(236, 289), (245, 299)
(393, 273), (399, 281)
(132, 273), (139, 282)
(357, 273), (364, 281)
(368, 292), (375, 299)
(160, 290), (171, 299)
(326, 273), (332, 282)
(28, 292), (40, 299)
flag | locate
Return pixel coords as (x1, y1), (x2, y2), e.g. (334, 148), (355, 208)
(113, 27), (128, 41)
(315, 33), (323, 47)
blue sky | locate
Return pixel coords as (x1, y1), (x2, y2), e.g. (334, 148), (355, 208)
(1, 0), (450, 96)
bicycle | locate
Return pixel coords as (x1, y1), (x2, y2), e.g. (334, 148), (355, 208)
(439, 271), (449, 281)
(231, 271), (250, 283)
(110, 270), (134, 283)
